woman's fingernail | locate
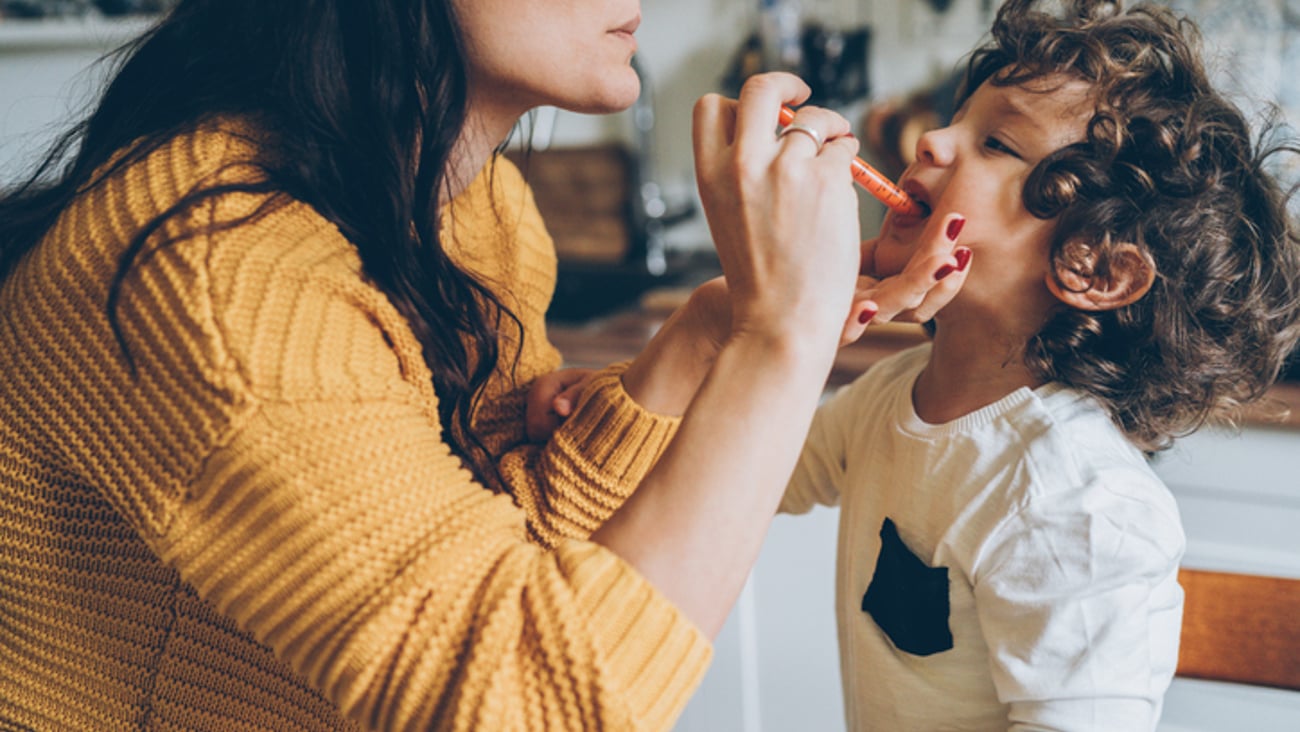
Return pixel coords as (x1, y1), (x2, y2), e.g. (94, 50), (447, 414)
(934, 263), (956, 280)
(955, 247), (972, 271)
(946, 216), (966, 241)
(858, 306), (877, 324)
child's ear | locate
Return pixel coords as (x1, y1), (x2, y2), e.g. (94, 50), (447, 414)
(1045, 242), (1155, 311)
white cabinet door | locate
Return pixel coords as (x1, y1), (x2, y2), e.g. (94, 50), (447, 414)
(1151, 427), (1300, 732)
(674, 506), (845, 732)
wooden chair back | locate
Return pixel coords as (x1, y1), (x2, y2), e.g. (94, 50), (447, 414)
(1176, 567), (1300, 691)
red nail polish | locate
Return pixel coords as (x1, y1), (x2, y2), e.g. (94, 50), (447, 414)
(955, 247), (972, 271)
(858, 306), (877, 324)
(946, 217), (966, 241)
(934, 264), (956, 281)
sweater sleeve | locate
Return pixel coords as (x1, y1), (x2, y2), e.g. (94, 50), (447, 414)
(443, 155), (683, 549)
(162, 392), (707, 731)
(105, 197), (710, 731)
(493, 364), (682, 548)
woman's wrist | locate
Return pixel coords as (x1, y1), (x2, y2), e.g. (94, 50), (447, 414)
(724, 321), (840, 381)
(622, 292), (724, 416)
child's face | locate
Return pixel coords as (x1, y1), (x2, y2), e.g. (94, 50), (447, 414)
(875, 73), (1095, 316)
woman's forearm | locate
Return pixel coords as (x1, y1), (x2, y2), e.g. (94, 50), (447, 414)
(592, 330), (836, 638)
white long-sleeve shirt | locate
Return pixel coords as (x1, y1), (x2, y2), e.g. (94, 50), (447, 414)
(783, 344), (1185, 731)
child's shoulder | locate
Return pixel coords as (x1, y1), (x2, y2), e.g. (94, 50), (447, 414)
(1011, 385), (1175, 508)
(968, 386), (1186, 566)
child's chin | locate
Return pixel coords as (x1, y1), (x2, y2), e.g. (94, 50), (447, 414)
(872, 244), (914, 278)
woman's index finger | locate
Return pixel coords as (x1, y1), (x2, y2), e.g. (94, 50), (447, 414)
(732, 73), (810, 151)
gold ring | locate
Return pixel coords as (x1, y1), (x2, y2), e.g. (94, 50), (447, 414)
(779, 122), (824, 151)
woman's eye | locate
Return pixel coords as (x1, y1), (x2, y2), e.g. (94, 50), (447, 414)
(984, 136), (1020, 158)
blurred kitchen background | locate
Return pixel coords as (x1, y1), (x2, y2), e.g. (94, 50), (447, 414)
(2, 1), (1298, 730)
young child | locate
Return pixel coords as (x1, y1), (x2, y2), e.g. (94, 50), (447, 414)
(782, 0), (1300, 729)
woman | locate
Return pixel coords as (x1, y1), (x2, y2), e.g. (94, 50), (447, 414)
(0, 0), (967, 729)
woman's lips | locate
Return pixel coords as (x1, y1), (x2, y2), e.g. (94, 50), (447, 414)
(609, 15), (639, 49)
(611, 15), (641, 35)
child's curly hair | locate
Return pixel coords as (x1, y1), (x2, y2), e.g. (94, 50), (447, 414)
(958, 0), (1300, 451)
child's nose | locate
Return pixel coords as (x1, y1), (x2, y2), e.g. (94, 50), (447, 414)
(915, 127), (954, 167)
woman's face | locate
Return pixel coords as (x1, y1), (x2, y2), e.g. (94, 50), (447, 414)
(454, 0), (643, 120)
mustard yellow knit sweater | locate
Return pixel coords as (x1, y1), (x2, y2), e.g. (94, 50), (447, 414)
(0, 123), (709, 731)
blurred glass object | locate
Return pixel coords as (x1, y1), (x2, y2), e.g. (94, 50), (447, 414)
(723, 16), (871, 107)
(1, 0), (91, 18)
(0, 0), (172, 17)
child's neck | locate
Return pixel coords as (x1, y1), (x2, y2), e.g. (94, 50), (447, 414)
(911, 314), (1046, 425)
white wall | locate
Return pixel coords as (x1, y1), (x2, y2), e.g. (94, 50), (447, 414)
(0, 3), (993, 237)
(551, 0), (991, 181)
(0, 17), (151, 187)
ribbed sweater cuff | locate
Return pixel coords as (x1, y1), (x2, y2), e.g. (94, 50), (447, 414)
(546, 361), (681, 490)
(558, 540), (712, 727)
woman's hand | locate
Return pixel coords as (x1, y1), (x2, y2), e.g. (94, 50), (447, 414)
(623, 209), (972, 415)
(692, 73), (861, 351)
(671, 213), (973, 355)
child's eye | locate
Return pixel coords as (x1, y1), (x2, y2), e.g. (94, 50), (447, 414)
(983, 136), (1021, 158)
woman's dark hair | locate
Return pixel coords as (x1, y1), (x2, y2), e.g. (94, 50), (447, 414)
(957, 0), (1300, 450)
(0, 0), (520, 481)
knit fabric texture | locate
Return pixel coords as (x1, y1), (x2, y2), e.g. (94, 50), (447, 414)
(0, 121), (710, 731)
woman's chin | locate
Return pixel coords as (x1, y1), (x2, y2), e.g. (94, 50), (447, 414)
(581, 75), (642, 114)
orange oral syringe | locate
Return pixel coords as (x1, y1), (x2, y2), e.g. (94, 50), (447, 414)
(779, 106), (926, 217)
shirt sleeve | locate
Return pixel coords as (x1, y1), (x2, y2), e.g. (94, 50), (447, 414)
(780, 381), (857, 515)
(494, 364), (683, 549)
(970, 471), (1186, 732)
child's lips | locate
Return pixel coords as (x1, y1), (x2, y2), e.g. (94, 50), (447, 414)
(894, 200), (931, 224)
(892, 180), (932, 227)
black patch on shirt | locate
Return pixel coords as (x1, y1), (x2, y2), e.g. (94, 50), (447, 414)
(861, 517), (953, 656)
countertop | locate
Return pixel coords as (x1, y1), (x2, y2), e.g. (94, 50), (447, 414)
(547, 286), (1300, 430)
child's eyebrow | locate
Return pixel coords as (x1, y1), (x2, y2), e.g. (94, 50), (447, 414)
(990, 92), (1082, 158)
(994, 95), (1047, 132)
